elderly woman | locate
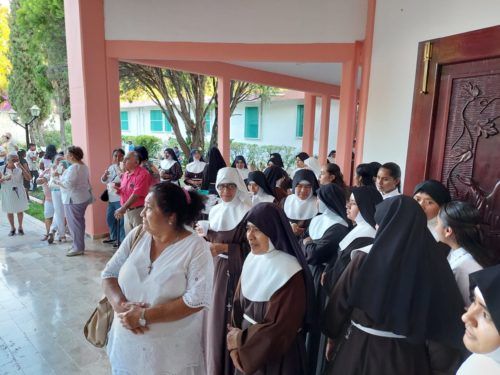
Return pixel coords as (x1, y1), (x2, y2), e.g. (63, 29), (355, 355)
(53, 146), (92, 256)
(102, 182), (213, 374)
(227, 203), (314, 374)
(159, 147), (182, 184)
(184, 149), (206, 188)
(247, 171), (277, 205)
(457, 265), (500, 374)
(196, 167), (251, 375)
(0, 153), (31, 236)
(282, 169), (319, 238)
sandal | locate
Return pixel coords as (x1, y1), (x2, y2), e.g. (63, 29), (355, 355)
(18, 229), (25, 235)
(8, 230), (16, 236)
(47, 232), (54, 244)
(41, 234), (49, 241)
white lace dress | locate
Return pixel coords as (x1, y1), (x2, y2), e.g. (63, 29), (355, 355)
(102, 228), (214, 375)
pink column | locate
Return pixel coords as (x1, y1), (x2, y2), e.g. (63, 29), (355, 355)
(318, 95), (331, 164)
(64, 0), (121, 237)
(302, 93), (316, 154)
(336, 60), (358, 182)
(217, 77), (231, 164)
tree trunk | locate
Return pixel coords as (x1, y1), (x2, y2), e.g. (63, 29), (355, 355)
(55, 92), (67, 149)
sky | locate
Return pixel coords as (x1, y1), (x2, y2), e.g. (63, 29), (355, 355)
(0, 0), (9, 8)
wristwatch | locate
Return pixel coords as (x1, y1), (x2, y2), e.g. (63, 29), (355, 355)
(139, 308), (147, 327)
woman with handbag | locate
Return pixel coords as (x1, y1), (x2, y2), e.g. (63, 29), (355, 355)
(101, 148), (125, 247)
(101, 182), (213, 375)
(53, 146), (92, 257)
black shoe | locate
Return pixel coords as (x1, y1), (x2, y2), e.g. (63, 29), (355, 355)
(8, 230), (16, 237)
(113, 242), (120, 248)
(102, 239), (115, 244)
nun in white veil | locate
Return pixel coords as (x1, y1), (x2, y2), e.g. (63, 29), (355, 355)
(197, 167), (252, 375)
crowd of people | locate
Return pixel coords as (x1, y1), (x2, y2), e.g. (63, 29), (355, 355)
(93, 145), (499, 375)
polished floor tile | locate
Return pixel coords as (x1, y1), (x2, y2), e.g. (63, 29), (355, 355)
(0, 211), (113, 374)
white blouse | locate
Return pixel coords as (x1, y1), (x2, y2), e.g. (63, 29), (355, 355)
(447, 247), (482, 306)
(102, 228), (214, 374)
(59, 164), (92, 204)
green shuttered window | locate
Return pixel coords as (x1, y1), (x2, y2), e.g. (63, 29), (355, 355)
(150, 110), (172, 132)
(205, 111), (211, 133)
(120, 111), (129, 131)
(296, 105), (304, 137)
(244, 107), (259, 139)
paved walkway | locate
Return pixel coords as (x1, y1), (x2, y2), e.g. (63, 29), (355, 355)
(0, 210), (114, 374)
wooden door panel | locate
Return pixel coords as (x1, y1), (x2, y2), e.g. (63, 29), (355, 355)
(406, 26), (500, 257)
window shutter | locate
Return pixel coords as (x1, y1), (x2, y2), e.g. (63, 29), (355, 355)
(164, 113), (172, 132)
(205, 111), (211, 133)
(244, 107), (259, 139)
(120, 111), (129, 131)
(296, 105), (304, 137)
(150, 110), (163, 132)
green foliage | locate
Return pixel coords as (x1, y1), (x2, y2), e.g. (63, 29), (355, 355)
(42, 122), (72, 149)
(7, 0), (51, 123)
(122, 135), (163, 158)
(229, 141), (298, 170)
(0, 6), (11, 99)
(26, 200), (44, 222)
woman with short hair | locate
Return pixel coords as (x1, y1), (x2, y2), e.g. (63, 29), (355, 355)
(53, 146), (92, 256)
(0, 153), (31, 236)
(102, 182), (213, 374)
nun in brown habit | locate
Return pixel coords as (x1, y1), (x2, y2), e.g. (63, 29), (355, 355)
(323, 196), (465, 375)
(227, 203), (315, 375)
(281, 169), (319, 239)
(198, 167), (251, 375)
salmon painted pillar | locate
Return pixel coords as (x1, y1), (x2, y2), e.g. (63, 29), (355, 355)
(318, 95), (331, 164)
(302, 93), (316, 154)
(336, 60), (358, 182)
(64, 0), (122, 237)
(355, 0), (376, 167)
(217, 77), (231, 164)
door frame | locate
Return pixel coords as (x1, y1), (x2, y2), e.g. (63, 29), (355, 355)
(404, 25), (500, 194)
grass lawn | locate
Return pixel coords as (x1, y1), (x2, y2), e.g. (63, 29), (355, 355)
(29, 187), (45, 200)
(26, 201), (45, 222)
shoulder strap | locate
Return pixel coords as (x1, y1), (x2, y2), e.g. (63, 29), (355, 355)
(130, 224), (145, 253)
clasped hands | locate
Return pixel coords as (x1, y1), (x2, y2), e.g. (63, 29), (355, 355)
(226, 325), (244, 371)
(116, 301), (149, 335)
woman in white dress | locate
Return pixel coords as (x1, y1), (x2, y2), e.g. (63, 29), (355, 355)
(102, 182), (214, 375)
(47, 155), (67, 243)
(0, 153), (31, 236)
(435, 201), (496, 306)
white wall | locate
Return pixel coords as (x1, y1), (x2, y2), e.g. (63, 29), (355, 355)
(104, 0), (367, 43)
(120, 98), (339, 156)
(363, 0), (500, 183)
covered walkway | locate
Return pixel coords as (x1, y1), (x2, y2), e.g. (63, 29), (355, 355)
(0, 210), (110, 374)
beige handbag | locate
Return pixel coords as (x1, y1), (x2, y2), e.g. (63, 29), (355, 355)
(83, 225), (145, 348)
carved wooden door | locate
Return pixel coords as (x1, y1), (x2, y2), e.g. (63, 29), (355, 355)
(405, 26), (500, 256)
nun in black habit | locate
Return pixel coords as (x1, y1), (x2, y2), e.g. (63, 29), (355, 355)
(322, 185), (382, 293)
(323, 196), (465, 375)
(302, 183), (350, 375)
(268, 152), (285, 168)
(227, 203), (315, 375)
(263, 165), (291, 201)
(201, 147), (227, 194)
(247, 171), (277, 205)
(282, 169), (319, 239)
(231, 155), (250, 182)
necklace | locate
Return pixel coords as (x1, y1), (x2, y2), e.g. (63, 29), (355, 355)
(147, 233), (182, 275)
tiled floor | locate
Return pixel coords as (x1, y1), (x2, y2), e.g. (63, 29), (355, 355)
(0, 210), (114, 374)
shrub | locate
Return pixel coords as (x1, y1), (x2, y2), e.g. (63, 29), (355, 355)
(122, 135), (163, 158)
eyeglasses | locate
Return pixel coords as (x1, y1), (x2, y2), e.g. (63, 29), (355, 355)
(218, 183), (237, 191)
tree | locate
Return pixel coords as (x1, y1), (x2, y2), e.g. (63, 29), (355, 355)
(0, 5), (11, 102)
(120, 62), (280, 156)
(17, 0), (70, 147)
(7, 0), (51, 145)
